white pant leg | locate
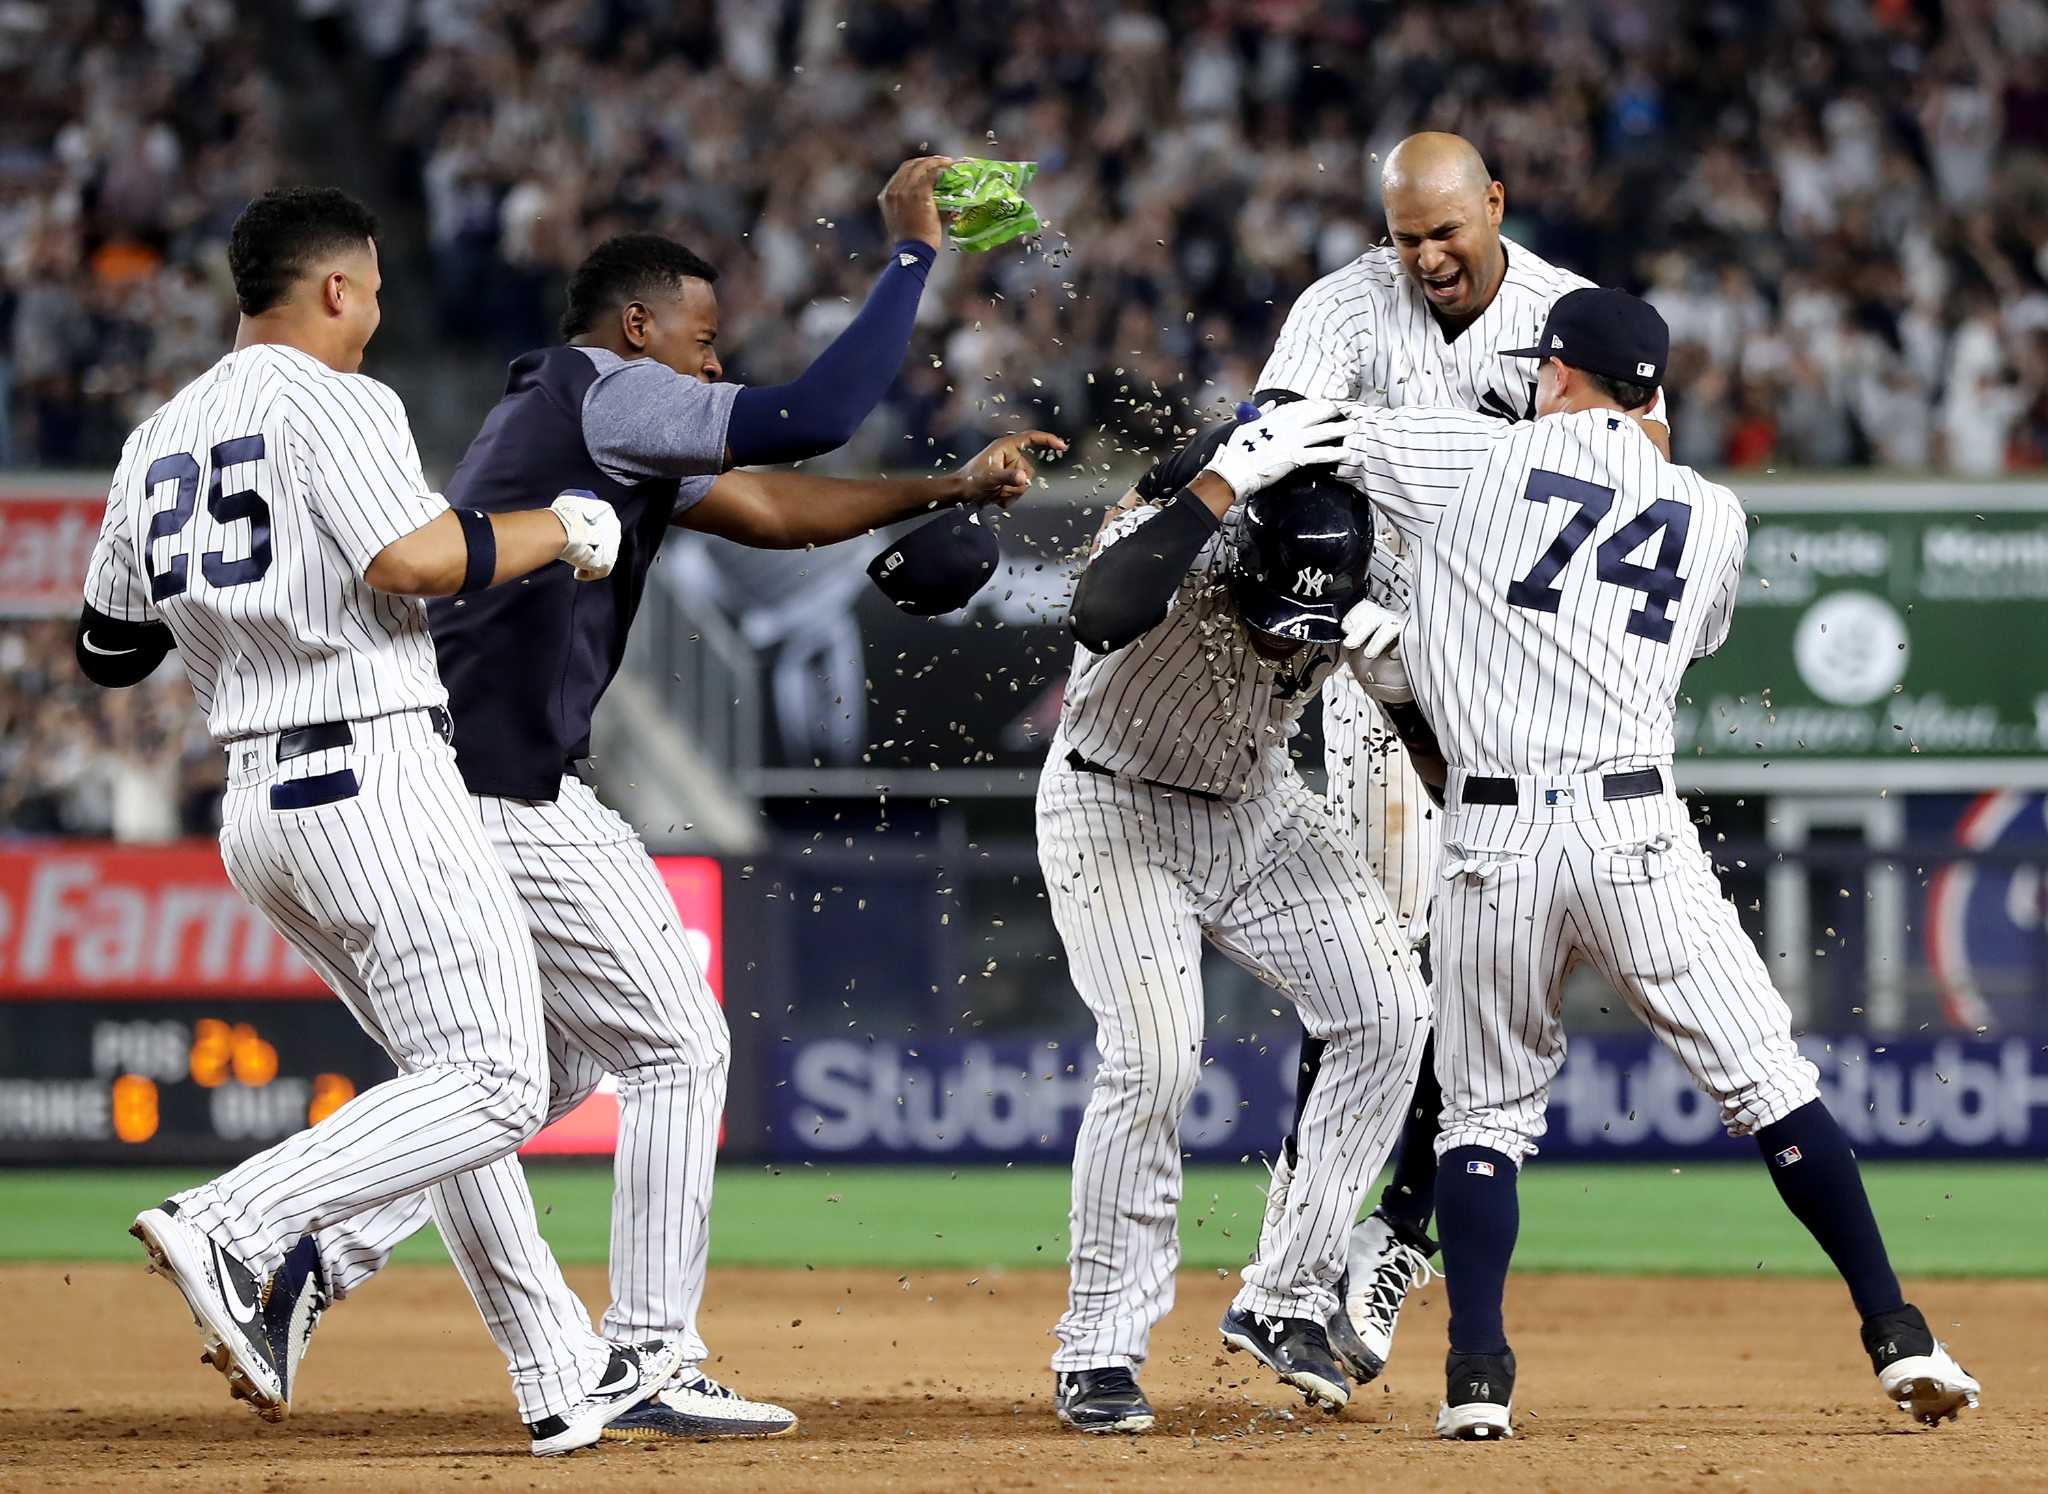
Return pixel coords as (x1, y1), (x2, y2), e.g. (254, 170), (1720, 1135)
(1208, 777), (1430, 1322)
(480, 781), (731, 1365)
(1568, 797), (1820, 1134)
(1321, 669), (1442, 940)
(312, 1018), (612, 1298)
(1429, 803), (1574, 1165)
(184, 740), (610, 1421)
(1040, 767), (1208, 1372)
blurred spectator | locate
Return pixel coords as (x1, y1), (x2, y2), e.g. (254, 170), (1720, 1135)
(0, 620), (221, 840)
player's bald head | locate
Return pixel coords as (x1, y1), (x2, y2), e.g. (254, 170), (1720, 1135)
(1379, 132), (1506, 324)
(1381, 132), (1494, 205)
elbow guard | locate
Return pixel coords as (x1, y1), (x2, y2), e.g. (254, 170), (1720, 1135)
(76, 604), (174, 687)
(1067, 488), (1220, 654)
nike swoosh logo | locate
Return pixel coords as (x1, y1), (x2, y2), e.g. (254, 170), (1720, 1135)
(215, 1242), (261, 1325)
(592, 1357), (639, 1397)
(81, 633), (138, 657)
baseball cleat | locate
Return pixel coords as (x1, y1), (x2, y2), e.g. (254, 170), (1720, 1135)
(1436, 1348), (1515, 1440)
(601, 1371), (798, 1440)
(1054, 1367), (1155, 1433)
(527, 1339), (686, 1456)
(1863, 1304), (1981, 1425)
(260, 1235), (330, 1417)
(131, 1201), (287, 1420)
(1219, 1305), (1349, 1410)
(1331, 1208), (1439, 1384)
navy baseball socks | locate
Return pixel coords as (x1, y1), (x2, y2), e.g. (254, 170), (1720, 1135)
(1433, 1145), (1519, 1439)
(1753, 1099), (1903, 1317)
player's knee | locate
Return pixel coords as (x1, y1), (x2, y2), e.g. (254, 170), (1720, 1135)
(1716, 1049), (1821, 1136)
(471, 1066), (551, 1144)
(1095, 1042), (1202, 1119)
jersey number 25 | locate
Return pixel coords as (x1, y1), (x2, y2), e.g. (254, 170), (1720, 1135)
(1503, 468), (1691, 643)
(142, 435), (273, 601)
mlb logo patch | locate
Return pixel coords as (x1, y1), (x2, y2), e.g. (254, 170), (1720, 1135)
(1466, 1159), (1496, 1177)
(1544, 787), (1575, 805)
(1637, 361), (1657, 378)
(1774, 1145), (1803, 1168)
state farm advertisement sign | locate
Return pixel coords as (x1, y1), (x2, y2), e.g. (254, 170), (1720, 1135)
(0, 844), (323, 998)
(0, 489), (105, 618)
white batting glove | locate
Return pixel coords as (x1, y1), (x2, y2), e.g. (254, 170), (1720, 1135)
(1202, 398), (1347, 499)
(1341, 597), (1413, 704)
(551, 490), (621, 581)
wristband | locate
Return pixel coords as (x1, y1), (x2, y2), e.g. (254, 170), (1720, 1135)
(455, 507), (497, 594)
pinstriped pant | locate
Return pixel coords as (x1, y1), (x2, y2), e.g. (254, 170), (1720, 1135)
(177, 717), (611, 1422)
(1322, 669), (1442, 941)
(1431, 772), (1820, 1165)
(312, 776), (730, 1370)
(1038, 752), (1429, 1371)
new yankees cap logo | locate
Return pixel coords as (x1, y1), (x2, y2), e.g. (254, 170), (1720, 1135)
(1550, 334), (1563, 349)
(1296, 566), (1331, 597)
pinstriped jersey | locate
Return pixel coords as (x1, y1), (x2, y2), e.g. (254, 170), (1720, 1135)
(82, 343), (450, 742)
(1340, 406), (1745, 775)
(1257, 236), (1590, 419)
(1058, 502), (1408, 799)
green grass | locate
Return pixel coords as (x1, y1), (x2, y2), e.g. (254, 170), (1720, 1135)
(2, 1161), (2040, 1277)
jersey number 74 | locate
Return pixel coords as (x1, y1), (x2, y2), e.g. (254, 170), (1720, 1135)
(1503, 468), (1691, 643)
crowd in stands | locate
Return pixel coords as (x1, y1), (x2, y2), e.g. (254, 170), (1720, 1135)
(0, 0), (278, 470)
(8, 1), (2048, 476)
(329, 0), (2048, 474)
(0, 621), (223, 840)
(11, 0), (2048, 840)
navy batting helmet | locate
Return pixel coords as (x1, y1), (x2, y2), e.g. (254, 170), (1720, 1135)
(1227, 471), (1375, 644)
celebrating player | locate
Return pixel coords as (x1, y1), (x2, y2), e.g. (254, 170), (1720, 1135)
(277, 165), (1062, 1441)
(1254, 131), (1670, 1385)
(77, 186), (683, 1455)
(1042, 399), (1429, 1433)
(1332, 287), (1981, 1440)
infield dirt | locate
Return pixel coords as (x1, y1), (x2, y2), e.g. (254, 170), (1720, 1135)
(1, 1264), (2038, 1492)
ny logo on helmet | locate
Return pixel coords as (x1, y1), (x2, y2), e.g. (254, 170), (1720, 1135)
(1296, 566), (1332, 597)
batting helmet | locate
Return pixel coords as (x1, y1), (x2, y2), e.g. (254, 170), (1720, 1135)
(1227, 470), (1375, 644)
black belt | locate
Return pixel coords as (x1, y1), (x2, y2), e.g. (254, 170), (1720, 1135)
(1459, 767), (1664, 806)
(1066, 750), (1225, 804)
(276, 706), (452, 763)
(268, 708), (453, 811)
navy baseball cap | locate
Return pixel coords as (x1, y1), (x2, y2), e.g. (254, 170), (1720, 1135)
(1501, 286), (1670, 386)
(867, 506), (1000, 616)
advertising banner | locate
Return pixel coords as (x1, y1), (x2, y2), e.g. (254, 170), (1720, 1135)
(0, 487), (106, 618)
(1672, 488), (2048, 789)
(763, 1030), (2048, 1164)
(0, 847), (724, 1161)
(0, 843), (324, 999)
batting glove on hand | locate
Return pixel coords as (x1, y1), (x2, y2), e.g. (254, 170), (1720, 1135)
(551, 490), (621, 581)
(1341, 598), (1413, 704)
(1202, 398), (1347, 499)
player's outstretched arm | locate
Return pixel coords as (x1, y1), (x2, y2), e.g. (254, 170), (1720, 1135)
(1067, 401), (1346, 655)
(679, 429), (1063, 549)
(722, 157), (951, 467)
(364, 493), (621, 596)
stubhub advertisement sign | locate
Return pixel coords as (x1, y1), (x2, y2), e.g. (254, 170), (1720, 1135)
(765, 1031), (2048, 1163)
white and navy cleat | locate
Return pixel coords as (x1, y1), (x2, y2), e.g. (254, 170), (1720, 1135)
(131, 1202), (288, 1420)
(1865, 1305), (1980, 1425)
(527, 1339), (686, 1456)
(1436, 1349), (1514, 1441)
(602, 1371), (798, 1440)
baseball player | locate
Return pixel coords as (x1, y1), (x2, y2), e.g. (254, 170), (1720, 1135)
(267, 170), (1062, 1441)
(1255, 132), (1672, 1383)
(77, 186), (683, 1457)
(1043, 398), (1429, 1433)
(1332, 287), (1981, 1440)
